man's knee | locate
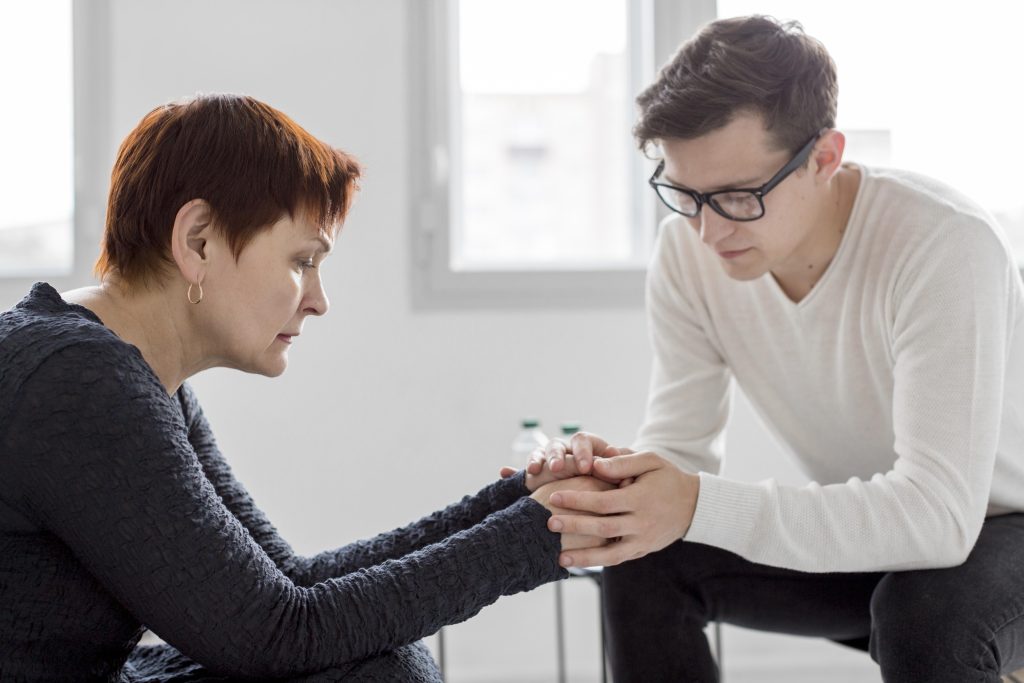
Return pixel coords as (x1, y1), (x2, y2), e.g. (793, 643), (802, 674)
(869, 571), (999, 678)
(604, 539), (684, 598)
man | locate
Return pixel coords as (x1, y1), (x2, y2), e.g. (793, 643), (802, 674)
(527, 14), (1024, 682)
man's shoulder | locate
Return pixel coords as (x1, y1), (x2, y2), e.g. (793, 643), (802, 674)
(854, 165), (1010, 264)
(858, 166), (997, 232)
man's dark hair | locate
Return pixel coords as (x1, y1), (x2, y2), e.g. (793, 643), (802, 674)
(634, 15), (837, 154)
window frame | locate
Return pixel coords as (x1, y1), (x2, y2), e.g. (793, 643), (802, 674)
(407, 0), (716, 309)
(0, 0), (110, 284)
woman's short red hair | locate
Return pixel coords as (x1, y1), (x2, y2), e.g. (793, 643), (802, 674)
(96, 94), (361, 286)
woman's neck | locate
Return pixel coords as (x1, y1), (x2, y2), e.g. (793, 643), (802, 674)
(62, 279), (210, 395)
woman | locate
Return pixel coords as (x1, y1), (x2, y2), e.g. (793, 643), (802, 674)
(0, 94), (607, 681)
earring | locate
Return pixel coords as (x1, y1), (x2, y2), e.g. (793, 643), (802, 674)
(187, 281), (204, 305)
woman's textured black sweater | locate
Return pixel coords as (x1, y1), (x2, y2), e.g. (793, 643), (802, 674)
(0, 283), (564, 681)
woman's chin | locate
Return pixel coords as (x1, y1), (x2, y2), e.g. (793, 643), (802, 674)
(263, 357), (288, 378)
(239, 353), (288, 378)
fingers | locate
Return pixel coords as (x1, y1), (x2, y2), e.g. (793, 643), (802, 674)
(542, 436), (640, 480)
(548, 487), (630, 515)
(559, 540), (646, 568)
(588, 468), (626, 486)
(559, 532), (609, 552)
(550, 434), (623, 475)
(545, 439), (568, 473)
(566, 432), (628, 474)
(526, 446), (546, 475)
(545, 440), (585, 477)
(568, 432), (597, 474)
(548, 512), (631, 539)
(591, 451), (664, 480)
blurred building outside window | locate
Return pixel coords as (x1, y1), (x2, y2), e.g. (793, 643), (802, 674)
(0, 0), (74, 276)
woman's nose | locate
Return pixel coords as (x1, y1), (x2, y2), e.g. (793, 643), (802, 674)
(304, 276), (329, 316)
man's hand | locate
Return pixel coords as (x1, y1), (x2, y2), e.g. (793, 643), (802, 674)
(530, 476), (616, 552)
(500, 431), (634, 492)
(544, 452), (699, 567)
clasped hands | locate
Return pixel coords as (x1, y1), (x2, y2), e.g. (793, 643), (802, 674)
(500, 433), (700, 568)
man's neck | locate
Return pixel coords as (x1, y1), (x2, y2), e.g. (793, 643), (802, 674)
(772, 165), (860, 302)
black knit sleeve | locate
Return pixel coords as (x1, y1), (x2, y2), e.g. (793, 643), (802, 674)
(179, 384), (533, 585)
(7, 341), (564, 679)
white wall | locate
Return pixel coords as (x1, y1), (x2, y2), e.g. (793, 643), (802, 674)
(0, 1), (879, 680)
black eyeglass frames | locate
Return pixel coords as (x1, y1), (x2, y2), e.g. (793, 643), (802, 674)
(648, 130), (824, 222)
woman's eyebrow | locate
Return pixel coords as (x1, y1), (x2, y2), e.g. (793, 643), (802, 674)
(311, 236), (333, 254)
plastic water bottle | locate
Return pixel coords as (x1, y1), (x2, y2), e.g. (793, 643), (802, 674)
(512, 417), (549, 461)
(559, 421), (581, 440)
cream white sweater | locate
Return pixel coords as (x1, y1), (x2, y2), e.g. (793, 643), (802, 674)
(634, 164), (1024, 572)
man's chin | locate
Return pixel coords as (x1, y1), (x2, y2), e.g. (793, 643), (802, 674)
(719, 260), (766, 282)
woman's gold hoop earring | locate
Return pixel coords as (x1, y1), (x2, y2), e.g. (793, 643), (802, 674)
(187, 281), (204, 305)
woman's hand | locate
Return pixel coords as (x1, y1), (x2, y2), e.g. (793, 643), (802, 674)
(544, 431), (634, 478)
(530, 476), (616, 552)
(500, 431), (635, 492)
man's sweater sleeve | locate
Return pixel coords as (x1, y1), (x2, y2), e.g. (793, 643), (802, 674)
(179, 385), (533, 585)
(7, 342), (564, 678)
(632, 218), (733, 474)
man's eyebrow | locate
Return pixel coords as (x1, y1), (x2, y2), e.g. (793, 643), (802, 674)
(662, 170), (764, 192)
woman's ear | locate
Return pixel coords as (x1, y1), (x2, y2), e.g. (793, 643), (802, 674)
(169, 199), (213, 284)
(811, 129), (846, 183)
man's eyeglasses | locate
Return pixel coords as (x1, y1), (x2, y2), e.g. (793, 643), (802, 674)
(649, 131), (823, 222)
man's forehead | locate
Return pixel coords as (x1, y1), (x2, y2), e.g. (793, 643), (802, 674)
(658, 124), (784, 191)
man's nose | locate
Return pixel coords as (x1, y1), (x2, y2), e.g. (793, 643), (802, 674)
(698, 205), (735, 247)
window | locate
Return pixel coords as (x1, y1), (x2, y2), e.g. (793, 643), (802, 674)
(0, 0), (75, 276)
(410, 0), (715, 308)
(455, 0), (636, 270)
(716, 0), (1024, 260)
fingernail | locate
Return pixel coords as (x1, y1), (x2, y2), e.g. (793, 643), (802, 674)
(549, 518), (563, 531)
(550, 493), (563, 506)
(560, 555), (574, 567)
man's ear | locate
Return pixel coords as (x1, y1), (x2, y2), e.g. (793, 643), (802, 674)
(169, 199), (213, 284)
(811, 129), (846, 183)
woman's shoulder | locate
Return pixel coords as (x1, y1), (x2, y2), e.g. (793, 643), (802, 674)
(3, 281), (114, 338)
(0, 283), (158, 415)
